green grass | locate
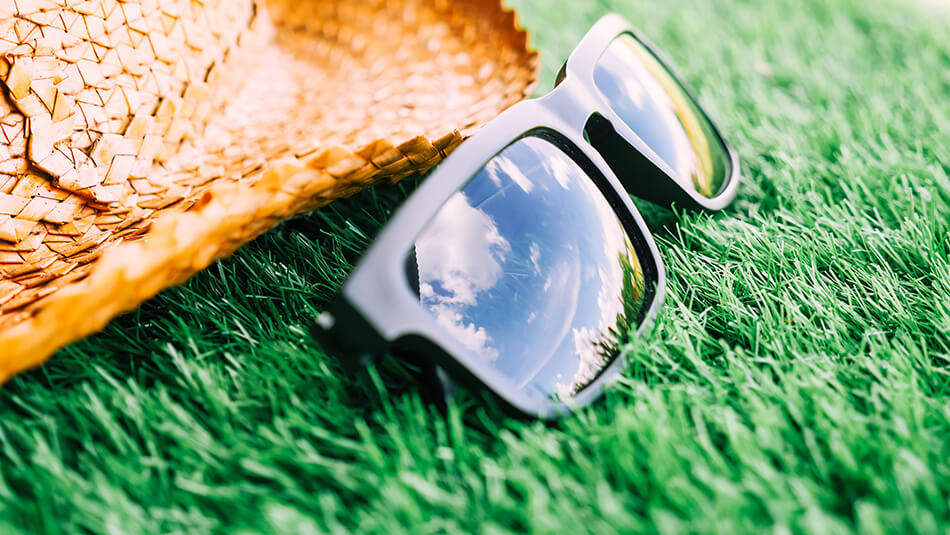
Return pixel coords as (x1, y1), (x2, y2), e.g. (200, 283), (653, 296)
(2, 0), (950, 532)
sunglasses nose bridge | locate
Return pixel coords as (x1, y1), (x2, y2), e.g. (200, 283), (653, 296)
(541, 78), (600, 135)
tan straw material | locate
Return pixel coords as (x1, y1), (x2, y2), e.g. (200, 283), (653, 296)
(0, 0), (539, 380)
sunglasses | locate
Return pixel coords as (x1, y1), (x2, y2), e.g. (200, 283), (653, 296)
(314, 14), (740, 418)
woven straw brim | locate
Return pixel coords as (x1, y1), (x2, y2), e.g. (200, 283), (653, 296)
(0, 0), (538, 381)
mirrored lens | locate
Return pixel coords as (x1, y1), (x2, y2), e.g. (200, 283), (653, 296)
(594, 34), (729, 198)
(410, 136), (648, 401)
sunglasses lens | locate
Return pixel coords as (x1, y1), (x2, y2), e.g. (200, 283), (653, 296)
(594, 34), (730, 198)
(410, 136), (649, 401)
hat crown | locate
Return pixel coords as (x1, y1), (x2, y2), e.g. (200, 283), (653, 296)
(1, 1), (265, 204)
(0, 0), (537, 372)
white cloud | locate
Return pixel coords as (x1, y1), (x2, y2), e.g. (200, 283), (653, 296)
(485, 152), (535, 193)
(485, 160), (503, 187)
(554, 327), (602, 397)
(529, 242), (541, 275)
(540, 149), (576, 190)
(555, 326), (613, 397)
(429, 303), (499, 362)
(415, 192), (510, 361)
(415, 193), (510, 306)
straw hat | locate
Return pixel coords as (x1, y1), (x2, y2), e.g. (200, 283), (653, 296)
(0, 0), (538, 380)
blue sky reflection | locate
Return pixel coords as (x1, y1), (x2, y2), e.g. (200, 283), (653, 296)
(412, 136), (645, 400)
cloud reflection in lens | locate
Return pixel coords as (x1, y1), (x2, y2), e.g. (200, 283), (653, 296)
(412, 136), (647, 401)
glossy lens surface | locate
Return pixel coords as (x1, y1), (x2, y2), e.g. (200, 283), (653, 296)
(411, 136), (647, 401)
(594, 34), (729, 197)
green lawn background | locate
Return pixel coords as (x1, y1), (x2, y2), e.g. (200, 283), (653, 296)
(2, 0), (949, 532)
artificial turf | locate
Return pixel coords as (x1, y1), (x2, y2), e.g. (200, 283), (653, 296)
(2, 0), (950, 532)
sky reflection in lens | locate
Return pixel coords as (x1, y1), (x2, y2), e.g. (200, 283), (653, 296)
(594, 34), (729, 197)
(412, 136), (646, 400)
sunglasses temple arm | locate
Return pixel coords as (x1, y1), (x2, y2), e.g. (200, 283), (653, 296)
(390, 347), (458, 413)
(585, 114), (706, 211)
(313, 299), (388, 374)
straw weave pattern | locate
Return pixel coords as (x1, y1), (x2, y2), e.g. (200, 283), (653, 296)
(0, 0), (538, 379)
